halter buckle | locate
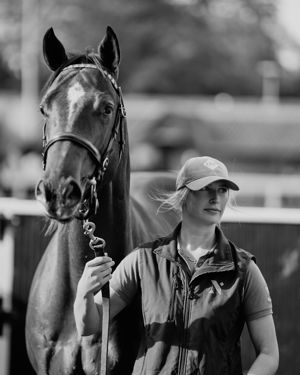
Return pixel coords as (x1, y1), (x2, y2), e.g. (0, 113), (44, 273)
(102, 157), (109, 171)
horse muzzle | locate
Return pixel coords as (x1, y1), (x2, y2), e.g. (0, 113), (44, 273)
(36, 177), (82, 221)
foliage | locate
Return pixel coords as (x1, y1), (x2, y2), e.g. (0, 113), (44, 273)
(0, 0), (297, 96)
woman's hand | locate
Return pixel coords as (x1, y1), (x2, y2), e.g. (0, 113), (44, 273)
(77, 256), (115, 298)
(74, 255), (115, 336)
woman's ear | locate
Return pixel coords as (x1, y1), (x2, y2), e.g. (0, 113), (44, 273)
(98, 26), (120, 78)
(43, 28), (68, 71)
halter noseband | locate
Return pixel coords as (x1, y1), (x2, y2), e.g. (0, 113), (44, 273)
(41, 61), (126, 216)
(43, 132), (102, 166)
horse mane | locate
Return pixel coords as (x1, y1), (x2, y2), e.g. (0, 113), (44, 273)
(42, 215), (69, 237)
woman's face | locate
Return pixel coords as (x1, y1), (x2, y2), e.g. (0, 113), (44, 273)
(182, 180), (230, 225)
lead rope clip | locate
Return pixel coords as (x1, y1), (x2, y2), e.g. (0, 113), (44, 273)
(83, 220), (106, 256)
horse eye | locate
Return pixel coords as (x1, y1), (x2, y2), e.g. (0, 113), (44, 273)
(104, 105), (113, 115)
(93, 100), (114, 117)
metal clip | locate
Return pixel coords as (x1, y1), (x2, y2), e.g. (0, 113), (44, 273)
(102, 157), (109, 171)
(90, 177), (99, 214)
(42, 121), (47, 148)
(83, 220), (106, 256)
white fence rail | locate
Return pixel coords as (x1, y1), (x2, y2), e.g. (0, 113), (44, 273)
(1, 197), (300, 223)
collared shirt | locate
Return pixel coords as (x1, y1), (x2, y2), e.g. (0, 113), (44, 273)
(177, 238), (217, 273)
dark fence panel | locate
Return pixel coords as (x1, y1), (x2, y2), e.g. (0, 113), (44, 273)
(10, 215), (49, 375)
(3, 212), (299, 374)
(222, 221), (300, 375)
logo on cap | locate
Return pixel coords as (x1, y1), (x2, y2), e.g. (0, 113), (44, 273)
(203, 159), (219, 170)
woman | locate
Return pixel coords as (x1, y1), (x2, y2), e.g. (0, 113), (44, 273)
(74, 156), (279, 375)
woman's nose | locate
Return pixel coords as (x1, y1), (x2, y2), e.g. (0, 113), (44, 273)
(209, 190), (218, 202)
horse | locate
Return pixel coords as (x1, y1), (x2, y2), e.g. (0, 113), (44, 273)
(25, 26), (179, 374)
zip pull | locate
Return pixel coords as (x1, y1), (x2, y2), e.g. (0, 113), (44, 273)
(211, 280), (222, 295)
(167, 271), (179, 322)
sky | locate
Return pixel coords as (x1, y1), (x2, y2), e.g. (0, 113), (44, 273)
(276, 0), (300, 71)
(278, 0), (300, 43)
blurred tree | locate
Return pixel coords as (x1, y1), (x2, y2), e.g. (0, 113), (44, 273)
(0, 0), (298, 96)
(0, 56), (19, 90)
(0, 123), (9, 164)
(0, 0), (22, 89)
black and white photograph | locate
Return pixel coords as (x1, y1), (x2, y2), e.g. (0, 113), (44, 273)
(0, 1), (299, 374)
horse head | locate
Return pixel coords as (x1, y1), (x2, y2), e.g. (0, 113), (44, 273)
(36, 26), (126, 222)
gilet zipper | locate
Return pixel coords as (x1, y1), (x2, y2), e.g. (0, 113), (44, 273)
(178, 269), (192, 375)
(168, 271), (178, 322)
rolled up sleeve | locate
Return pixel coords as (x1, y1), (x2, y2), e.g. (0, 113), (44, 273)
(243, 260), (273, 321)
(110, 249), (140, 304)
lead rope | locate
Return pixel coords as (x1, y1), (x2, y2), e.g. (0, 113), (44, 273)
(83, 220), (110, 375)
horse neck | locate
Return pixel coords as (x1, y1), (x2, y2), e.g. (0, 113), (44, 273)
(65, 148), (131, 268)
(95, 152), (131, 263)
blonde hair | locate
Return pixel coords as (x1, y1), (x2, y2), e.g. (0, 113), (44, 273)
(156, 187), (189, 215)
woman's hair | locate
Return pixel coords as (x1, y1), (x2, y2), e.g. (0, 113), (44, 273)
(156, 187), (189, 215)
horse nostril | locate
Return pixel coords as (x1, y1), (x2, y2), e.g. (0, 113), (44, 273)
(36, 177), (82, 219)
(36, 179), (43, 196)
(36, 179), (46, 201)
(61, 179), (82, 207)
(36, 179), (56, 203)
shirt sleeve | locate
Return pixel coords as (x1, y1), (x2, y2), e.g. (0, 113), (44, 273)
(243, 260), (273, 321)
(110, 249), (140, 304)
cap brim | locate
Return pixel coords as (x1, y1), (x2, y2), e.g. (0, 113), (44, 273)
(186, 176), (239, 191)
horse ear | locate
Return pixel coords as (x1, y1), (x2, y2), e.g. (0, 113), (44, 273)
(98, 26), (120, 77)
(43, 28), (68, 71)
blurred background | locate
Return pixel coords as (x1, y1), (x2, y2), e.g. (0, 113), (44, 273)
(0, 0), (300, 374)
(0, 0), (300, 207)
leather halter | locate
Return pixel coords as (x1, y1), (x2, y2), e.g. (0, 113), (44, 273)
(41, 60), (126, 215)
(43, 132), (101, 166)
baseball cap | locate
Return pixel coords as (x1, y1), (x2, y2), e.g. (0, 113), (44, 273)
(176, 156), (239, 191)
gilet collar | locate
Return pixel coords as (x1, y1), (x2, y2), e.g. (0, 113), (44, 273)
(153, 222), (236, 275)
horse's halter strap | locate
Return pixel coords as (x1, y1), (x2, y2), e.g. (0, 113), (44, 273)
(43, 132), (101, 166)
(41, 61), (126, 216)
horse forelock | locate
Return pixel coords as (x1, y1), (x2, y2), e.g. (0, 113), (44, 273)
(41, 52), (107, 98)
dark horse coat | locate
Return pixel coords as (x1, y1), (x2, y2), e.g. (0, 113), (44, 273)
(25, 27), (178, 374)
